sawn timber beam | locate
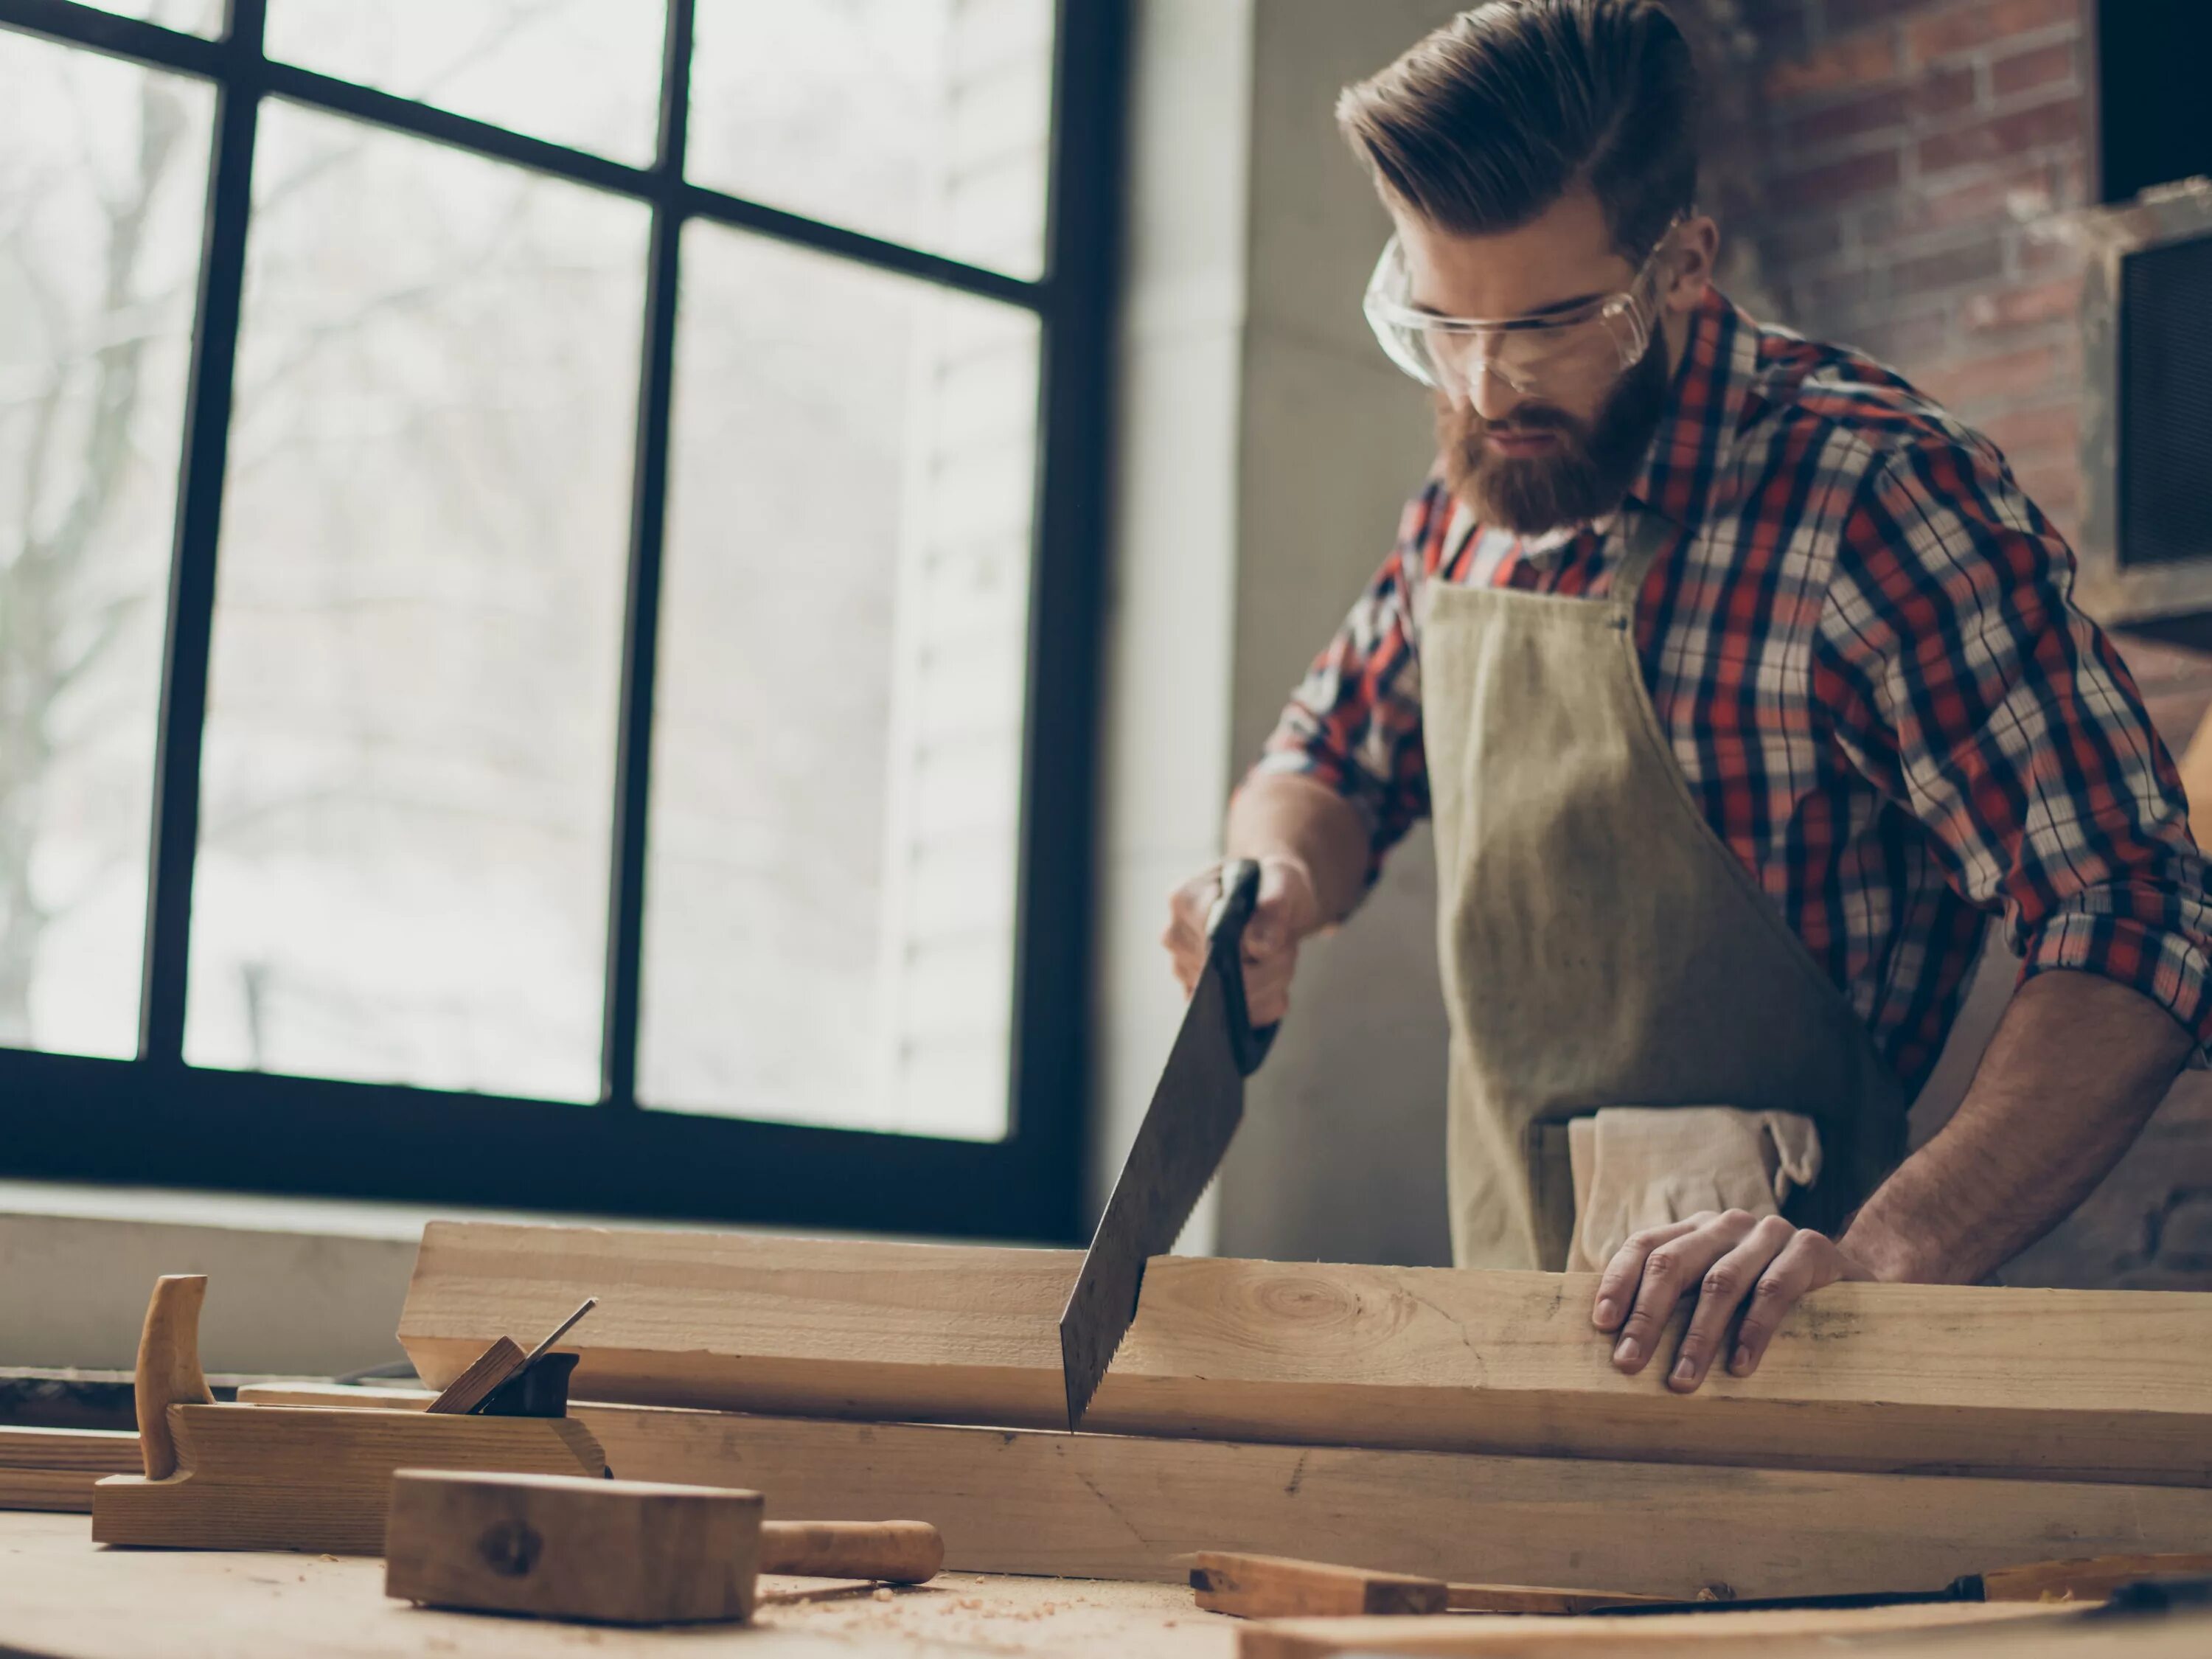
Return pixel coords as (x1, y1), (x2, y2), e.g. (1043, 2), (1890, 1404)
(242, 1383), (2212, 1597)
(397, 1222), (2212, 1486)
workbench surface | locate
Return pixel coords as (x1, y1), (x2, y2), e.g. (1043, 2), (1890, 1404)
(6, 1512), (2210, 1659)
(0, 1511), (1234, 1658)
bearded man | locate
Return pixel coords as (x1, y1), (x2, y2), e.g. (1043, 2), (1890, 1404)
(1162, 0), (2211, 1390)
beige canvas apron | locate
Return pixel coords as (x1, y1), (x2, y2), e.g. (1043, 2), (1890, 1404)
(1423, 506), (1910, 1270)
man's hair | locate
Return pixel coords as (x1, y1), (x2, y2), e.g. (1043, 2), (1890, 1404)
(1337, 0), (1698, 261)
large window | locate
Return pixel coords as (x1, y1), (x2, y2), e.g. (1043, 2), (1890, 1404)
(0, 0), (1120, 1237)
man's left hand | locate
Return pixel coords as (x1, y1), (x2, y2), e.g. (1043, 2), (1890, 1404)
(1589, 1209), (1873, 1391)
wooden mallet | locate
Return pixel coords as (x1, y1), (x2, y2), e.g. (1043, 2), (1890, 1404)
(386, 1470), (943, 1626)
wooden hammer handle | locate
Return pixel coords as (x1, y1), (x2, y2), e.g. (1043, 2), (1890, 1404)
(760, 1520), (943, 1584)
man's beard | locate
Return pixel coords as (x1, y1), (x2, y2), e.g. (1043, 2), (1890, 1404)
(1436, 328), (1674, 535)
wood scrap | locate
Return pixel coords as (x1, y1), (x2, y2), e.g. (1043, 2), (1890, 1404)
(237, 1382), (2212, 1595)
(396, 1222), (2212, 1486)
(1190, 1552), (1673, 1617)
(1237, 1601), (2073, 1659)
(1985, 1554), (2212, 1603)
(133, 1276), (213, 1478)
(0, 1426), (142, 1512)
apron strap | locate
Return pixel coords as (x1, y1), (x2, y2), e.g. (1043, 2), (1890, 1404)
(1606, 506), (1683, 625)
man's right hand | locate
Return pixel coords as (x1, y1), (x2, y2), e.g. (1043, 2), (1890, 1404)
(1161, 857), (1321, 1026)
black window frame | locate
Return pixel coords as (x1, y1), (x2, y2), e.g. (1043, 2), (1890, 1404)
(0, 0), (1122, 1242)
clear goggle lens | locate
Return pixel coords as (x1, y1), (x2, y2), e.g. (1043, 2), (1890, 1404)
(1363, 237), (1663, 399)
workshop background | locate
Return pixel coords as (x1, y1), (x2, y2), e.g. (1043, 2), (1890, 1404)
(2, 0), (2211, 1383)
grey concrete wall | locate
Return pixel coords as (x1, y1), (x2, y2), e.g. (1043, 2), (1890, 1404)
(1093, 0), (1464, 1265)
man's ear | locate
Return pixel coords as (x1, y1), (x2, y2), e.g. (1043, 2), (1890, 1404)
(1660, 215), (1719, 316)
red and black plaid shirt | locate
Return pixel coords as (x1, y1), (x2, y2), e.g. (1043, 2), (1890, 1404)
(1256, 289), (2211, 1093)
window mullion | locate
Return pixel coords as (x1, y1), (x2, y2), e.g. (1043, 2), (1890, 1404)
(599, 0), (695, 1109)
(138, 0), (268, 1063)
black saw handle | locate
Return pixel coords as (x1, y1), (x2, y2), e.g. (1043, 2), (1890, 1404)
(1207, 858), (1280, 1076)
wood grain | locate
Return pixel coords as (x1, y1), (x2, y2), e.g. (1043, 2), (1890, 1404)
(91, 1403), (605, 1554)
(0, 1427), (145, 1514)
(395, 1222), (2212, 1486)
(385, 1470), (762, 1625)
(1984, 1552), (2212, 1602)
(423, 1335), (526, 1415)
(761, 1520), (943, 1584)
(1237, 1604), (2073, 1659)
(236, 1382), (2212, 1597)
(1192, 1553), (1449, 1616)
(133, 1275), (213, 1480)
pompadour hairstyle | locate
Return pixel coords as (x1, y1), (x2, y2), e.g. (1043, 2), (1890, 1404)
(1337, 0), (1700, 260)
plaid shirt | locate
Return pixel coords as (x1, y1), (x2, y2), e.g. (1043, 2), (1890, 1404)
(1257, 289), (2212, 1093)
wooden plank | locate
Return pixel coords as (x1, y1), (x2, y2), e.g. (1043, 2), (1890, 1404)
(395, 1222), (2212, 1486)
(1985, 1553), (2212, 1602)
(0, 1427), (145, 1513)
(1237, 1604), (2075, 1659)
(1192, 1552), (1449, 1616)
(0, 1427), (140, 1472)
(0, 1469), (105, 1513)
(237, 1382), (2212, 1597)
(386, 1471), (764, 1624)
(1188, 1554), (1669, 1617)
(91, 1404), (606, 1554)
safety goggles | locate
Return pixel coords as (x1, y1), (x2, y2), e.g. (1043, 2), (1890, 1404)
(1363, 221), (1682, 400)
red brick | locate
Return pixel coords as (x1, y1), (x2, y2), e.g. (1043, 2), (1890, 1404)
(1857, 162), (2056, 247)
(1911, 63), (1984, 120)
(1891, 239), (2008, 297)
(1917, 95), (2085, 174)
(1787, 86), (1912, 152)
(1992, 40), (2077, 97)
(1792, 267), (1880, 320)
(2010, 457), (2081, 521)
(1980, 400), (2079, 460)
(1850, 309), (1956, 372)
(1771, 215), (1848, 266)
(1775, 148), (1905, 209)
(1907, 0), (2081, 68)
(1765, 31), (1902, 102)
(1964, 274), (2082, 330)
(1921, 338), (2080, 411)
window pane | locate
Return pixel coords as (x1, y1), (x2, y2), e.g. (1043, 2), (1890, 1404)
(265, 1), (668, 165)
(0, 35), (212, 1057)
(69, 0), (222, 35)
(184, 103), (647, 1099)
(641, 224), (1039, 1138)
(688, 0), (1054, 279)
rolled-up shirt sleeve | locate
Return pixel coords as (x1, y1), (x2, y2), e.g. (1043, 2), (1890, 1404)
(1248, 482), (1446, 887)
(1815, 436), (2212, 1057)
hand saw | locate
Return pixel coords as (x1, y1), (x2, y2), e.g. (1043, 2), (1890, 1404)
(1058, 858), (1278, 1429)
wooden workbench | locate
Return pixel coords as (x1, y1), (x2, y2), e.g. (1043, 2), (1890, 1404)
(0, 1509), (1225, 1659)
(1, 1511), (2205, 1659)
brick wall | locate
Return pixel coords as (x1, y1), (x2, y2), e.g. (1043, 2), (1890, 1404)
(1736, 0), (2090, 530)
(1709, 0), (2212, 1289)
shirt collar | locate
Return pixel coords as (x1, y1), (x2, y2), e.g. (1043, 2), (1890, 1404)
(1627, 287), (1760, 533)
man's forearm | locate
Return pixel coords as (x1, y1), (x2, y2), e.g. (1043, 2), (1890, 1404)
(1225, 773), (1372, 932)
(1842, 969), (2192, 1284)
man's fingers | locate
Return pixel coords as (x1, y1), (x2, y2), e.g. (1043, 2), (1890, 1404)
(1242, 952), (1295, 1026)
(1669, 1214), (1794, 1392)
(1591, 1218), (1700, 1332)
(1728, 1231), (1843, 1377)
(1610, 1211), (1753, 1375)
(1161, 869), (1222, 995)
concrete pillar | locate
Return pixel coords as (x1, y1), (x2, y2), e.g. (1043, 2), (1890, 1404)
(1094, 1), (1467, 1265)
